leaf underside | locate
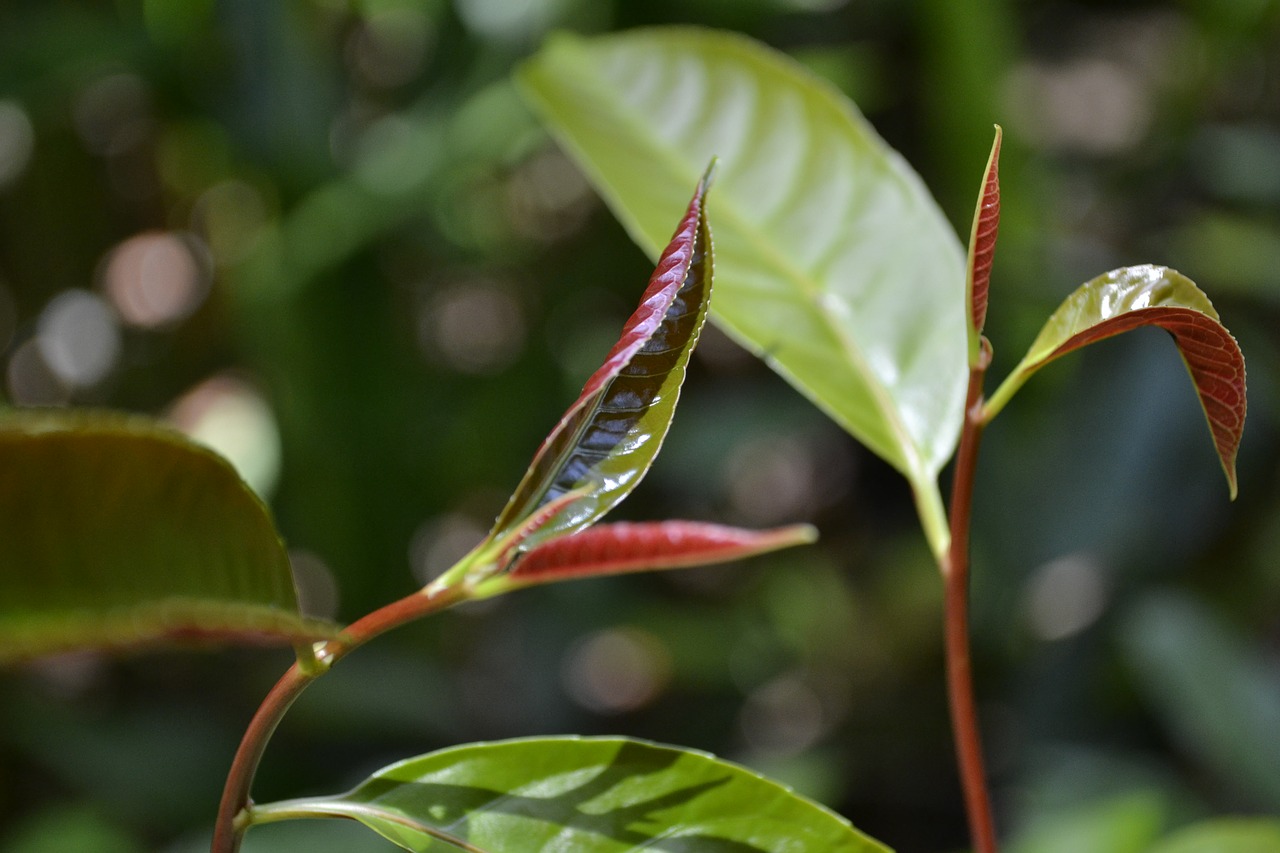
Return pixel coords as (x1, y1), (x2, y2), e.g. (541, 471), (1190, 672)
(990, 265), (1246, 497)
(0, 410), (333, 664)
(250, 736), (892, 853)
(485, 169), (714, 554)
(517, 28), (968, 496)
(473, 520), (816, 597)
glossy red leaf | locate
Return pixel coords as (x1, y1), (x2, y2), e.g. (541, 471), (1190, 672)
(966, 125), (1002, 357)
(985, 265), (1246, 498)
(471, 521), (817, 597)
(482, 168), (715, 556)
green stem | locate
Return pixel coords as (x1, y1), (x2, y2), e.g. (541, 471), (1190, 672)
(210, 581), (470, 853)
(944, 340), (999, 853)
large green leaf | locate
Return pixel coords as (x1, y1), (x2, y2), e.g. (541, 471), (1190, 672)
(518, 28), (968, 554)
(984, 265), (1246, 497)
(0, 409), (334, 663)
(249, 736), (891, 852)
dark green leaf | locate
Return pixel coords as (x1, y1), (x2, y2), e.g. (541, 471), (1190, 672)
(0, 409), (334, 664)
(518, 28), (967, 556)
(249, 736), (891, 852)
(984, 265), (1246, 498)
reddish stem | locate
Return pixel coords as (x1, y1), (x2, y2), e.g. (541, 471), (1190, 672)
(210, 583), (468, 853)
(944, 341), (999, 853)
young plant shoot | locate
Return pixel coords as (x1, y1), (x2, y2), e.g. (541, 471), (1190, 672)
(518, 27), (1248, 853)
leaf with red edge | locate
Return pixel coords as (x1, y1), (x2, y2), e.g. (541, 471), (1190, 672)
(470, 521), (817, 598)
(985, 265), (1246, 498)
(966, 125), (1001, 360)
(479, 167), (715, 559)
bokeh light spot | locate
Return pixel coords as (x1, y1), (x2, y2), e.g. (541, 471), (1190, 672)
(418, 279), (526, 375)
(1024, 552), (1109, 641)
(36, 290), (121, 389)
(562, 627), (672, 715)
(102, 231), (210, 329)
(168, 376), (282, 498)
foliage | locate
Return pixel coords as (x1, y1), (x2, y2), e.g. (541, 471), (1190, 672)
(1, 2), (1279, 852)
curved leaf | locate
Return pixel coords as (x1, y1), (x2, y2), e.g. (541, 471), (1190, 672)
(0, 409), (334, 664)
(483, 169), (714, 555)
(518, 28), (967, 555)
(966, 125), (1001, 357)
(472, 521), (817, 598)
(984, 265), (1246, 498)
(249, 736), (891, 853)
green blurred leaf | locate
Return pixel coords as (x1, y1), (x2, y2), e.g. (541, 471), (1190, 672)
(1007, 791), (1167, 853)
(517, 28), (968, 555)
(1151, 817), (1280, 853)
(0, 409), (335, 664)
(473, 520), (817, 598)
(481, 171), (714, 559)
(984, 265), (1246, 498)
(249, 736), (891, 852)
(1121, 593), (1280, 811)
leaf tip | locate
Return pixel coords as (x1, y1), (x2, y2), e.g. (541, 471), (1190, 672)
(966, 126), (1003, 354)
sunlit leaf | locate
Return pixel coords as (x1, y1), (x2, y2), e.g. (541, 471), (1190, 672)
(1150, 817), (1280, 853)
(472, 521), (817, 598)
(518, 28), (967, 555)
(249, 736), (891, 852)
(984, 265), (1246, 498)
(483, 169), (714, 555)
(0, 410), (335, 664)
(966, 125), (1001, 358)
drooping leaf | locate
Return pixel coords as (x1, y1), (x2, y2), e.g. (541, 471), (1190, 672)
(0, 410), (335, 664)
(248, 736), (891, 853)
(966, 125), (1001, 358)
(984, 265), (1246, 498)
(471, 521), (816, 598)
(518, 28), (967, 555)
(482, 168), (714, 556)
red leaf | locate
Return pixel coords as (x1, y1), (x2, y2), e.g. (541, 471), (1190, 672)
(472, 521), (816, 596)
(966, 126), (1001, 351)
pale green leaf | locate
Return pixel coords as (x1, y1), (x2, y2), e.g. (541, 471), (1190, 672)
(517, 28), (968, 554)
(250, 736), (891, 852)
(0, 409), (335, 663)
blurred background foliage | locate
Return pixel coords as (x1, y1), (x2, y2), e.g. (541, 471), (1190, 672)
(0, 0), (1277, 851)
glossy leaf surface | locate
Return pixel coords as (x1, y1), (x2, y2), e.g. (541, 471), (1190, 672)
(519, 28), (967, 551)
(985, 265), (1246, 497)
(0, 410), (333, 663)
(484, 170), (713, 554)
(473, 521), (816, 598)
(250, 736), (891, 852)
(966, 125), (1001, 357)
